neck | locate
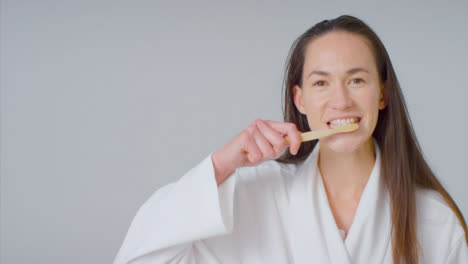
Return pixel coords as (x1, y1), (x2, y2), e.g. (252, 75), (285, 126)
(318, 139), (376, 199)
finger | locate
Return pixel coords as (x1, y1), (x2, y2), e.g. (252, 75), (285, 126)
(241, 128), (263, 163)
(265, 120), (302, 155)
(252, 125), (276, 160)
(255, 119), (287, 158)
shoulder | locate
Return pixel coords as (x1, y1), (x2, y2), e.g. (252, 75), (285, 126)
(415, 188), (467, 256)
(415, 188), (461, 227)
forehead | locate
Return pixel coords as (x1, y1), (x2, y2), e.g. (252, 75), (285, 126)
(303, 31), (377, 77)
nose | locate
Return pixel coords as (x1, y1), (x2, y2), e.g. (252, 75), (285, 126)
(328, 82), (352, 110)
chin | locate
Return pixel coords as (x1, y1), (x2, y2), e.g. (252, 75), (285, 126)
(319, 135), (366, 153)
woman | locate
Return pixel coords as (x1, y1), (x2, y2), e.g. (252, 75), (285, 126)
(114, 15), (468, 263)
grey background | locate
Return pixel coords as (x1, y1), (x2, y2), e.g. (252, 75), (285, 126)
(1, 0), (467, 263)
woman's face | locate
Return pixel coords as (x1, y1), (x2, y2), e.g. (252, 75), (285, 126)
(293, 31), (387, 153)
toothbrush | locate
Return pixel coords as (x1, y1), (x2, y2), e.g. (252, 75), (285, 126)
(285, 123), (359, 144)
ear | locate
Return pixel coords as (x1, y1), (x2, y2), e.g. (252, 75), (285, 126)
(293, 84), (306, 114)
(378, 82), (388, 110)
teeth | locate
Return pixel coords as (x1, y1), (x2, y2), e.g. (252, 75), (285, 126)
(329, 118), (360, 128)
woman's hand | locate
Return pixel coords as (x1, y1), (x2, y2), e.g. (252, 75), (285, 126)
(211, 119), (302, 186)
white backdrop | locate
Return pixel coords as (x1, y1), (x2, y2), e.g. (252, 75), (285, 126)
(1, 1), (467, 263)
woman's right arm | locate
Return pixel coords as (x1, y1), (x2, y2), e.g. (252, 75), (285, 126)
(113, 119), (301, 264)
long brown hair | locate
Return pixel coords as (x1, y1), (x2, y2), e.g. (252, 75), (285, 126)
(276, 15), (468, 264)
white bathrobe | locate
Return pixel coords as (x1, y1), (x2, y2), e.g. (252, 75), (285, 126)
(114, 138), (468, 263)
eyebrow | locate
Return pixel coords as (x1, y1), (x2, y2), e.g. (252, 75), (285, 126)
(306, 67), (369, 79)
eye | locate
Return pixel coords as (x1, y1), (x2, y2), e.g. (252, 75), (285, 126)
(351, 78), (364, 85)
(313, 80), (326, 87)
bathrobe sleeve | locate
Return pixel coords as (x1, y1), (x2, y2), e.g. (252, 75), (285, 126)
(113, 153), (237, 264)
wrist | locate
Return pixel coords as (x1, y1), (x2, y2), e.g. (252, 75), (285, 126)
(211, 151), (234, 185)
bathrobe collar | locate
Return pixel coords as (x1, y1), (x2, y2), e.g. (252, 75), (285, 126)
(287, 137), (392, 263)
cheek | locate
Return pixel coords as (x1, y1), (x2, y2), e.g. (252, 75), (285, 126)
(302, 92), (326, 111)
(362, 93), (381, 125)
(302, 93), (327, 128)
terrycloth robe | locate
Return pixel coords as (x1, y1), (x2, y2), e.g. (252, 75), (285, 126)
(114, 138), (468, 263)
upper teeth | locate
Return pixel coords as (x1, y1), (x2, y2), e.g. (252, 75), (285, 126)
(329, 118), (360, 128)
